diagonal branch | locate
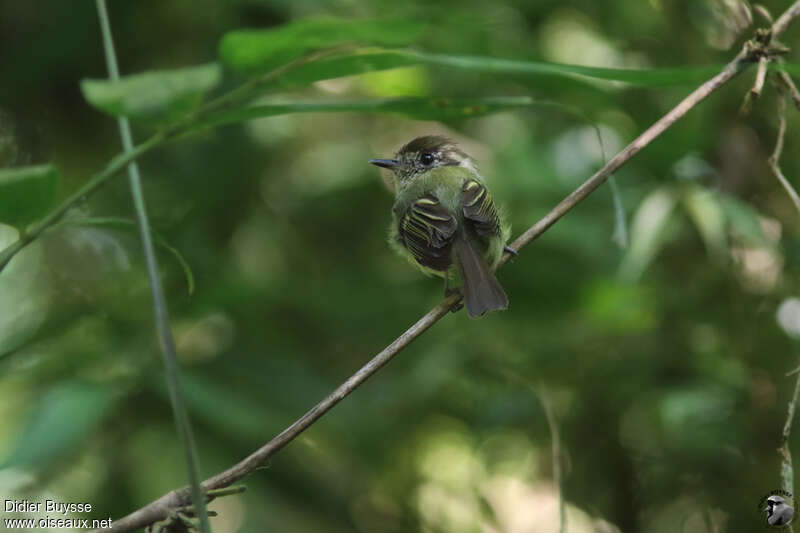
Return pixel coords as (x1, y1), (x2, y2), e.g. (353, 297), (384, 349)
(93, 3), (800, 530)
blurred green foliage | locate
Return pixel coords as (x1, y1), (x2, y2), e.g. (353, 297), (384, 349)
(1, 0), (800, 532)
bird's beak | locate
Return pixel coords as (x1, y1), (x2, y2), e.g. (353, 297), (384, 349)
(369, 158), (400, 169)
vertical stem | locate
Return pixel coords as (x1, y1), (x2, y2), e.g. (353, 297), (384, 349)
(781, 356), (800, 492)
(537, 385), (565, 533)
(93, 2), (211, 531)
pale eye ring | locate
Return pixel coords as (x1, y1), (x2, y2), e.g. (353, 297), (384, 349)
(420, 152), (434, 165)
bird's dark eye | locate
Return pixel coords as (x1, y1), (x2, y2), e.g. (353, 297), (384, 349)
(420, 152), (435, 165)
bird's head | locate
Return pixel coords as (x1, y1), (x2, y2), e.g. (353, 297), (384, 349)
(369, 135), (477, 184)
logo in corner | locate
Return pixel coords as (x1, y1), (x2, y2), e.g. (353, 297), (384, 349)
(759, 490), (795, 528)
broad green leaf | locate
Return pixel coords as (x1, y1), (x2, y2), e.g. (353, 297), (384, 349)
(219, 18), (425, 73)
(0, 164), (59, 227)
(200, 96), (540, 129)
(406, 51), (722, 86)
(261, 47), (730, 90)
(57, 217), (196, 295)
(683, 185), (727, 258)
(2, 382), (113, 468)
(618, 186), (679, 281)
(81, 62), (222, 121)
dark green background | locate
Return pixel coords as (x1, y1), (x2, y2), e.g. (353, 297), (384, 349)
(1, 1), (800, 531)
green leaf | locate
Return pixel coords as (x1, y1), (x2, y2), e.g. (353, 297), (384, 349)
(219, 18), (425, 73)
(717, 192), (768, 245)
(0, 164), (59, 228)
(618, 186), (679, 281)
(3, 382), (113, 468)
(406, 51), (722, 86)
(274, 50), (419, 88)
(80, 62), (222, 121)
(57, 217), (196, 295)
(236, 46), (727, 90)
(200, 96), (541, 129)
(682, 185), (727, 258)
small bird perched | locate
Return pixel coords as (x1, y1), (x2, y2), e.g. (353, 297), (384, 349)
(370, 135), (511, 318)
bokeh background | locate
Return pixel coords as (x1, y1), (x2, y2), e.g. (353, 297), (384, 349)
(2, 0), (800, 531)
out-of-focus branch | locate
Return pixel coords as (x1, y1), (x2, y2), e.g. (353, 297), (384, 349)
(537, 384), (565, 533)
(778, 70), (800, 110)
(780, 356), (800, 522)
(768, 88), (800, 214)
(94, 1), (211, 532)
(772, 1), (800, 38)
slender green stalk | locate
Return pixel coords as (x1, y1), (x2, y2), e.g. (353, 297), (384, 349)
(94, 2), (211, 532)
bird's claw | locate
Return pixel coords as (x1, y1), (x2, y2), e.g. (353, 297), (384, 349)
(504, 245), (518, 257)
(445, 287), (464, 313)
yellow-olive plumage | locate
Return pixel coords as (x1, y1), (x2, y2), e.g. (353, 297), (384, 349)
(370, 136), (510, 318)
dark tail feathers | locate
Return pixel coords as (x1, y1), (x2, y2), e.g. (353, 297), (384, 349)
(452, 234), (508, 318)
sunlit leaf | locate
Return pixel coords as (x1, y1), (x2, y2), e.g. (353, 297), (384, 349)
(80, 62), (222, 121)
(275, 50), (419, 88)
(683, 185), (727, 258)
(618, 187), (679, 281)
(219, 18), (425, 73)
(2, 382), (113, 468)
(57, 217), (196, 295)
(0, 164), (59, 228)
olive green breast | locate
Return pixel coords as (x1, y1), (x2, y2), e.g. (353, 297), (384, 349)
(393, 166), (481, 216)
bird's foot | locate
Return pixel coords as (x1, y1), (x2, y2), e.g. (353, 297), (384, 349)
(504, 245), (518, 257)
(445, 287), (464, 313)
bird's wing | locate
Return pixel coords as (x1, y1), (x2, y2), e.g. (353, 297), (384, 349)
(397, 194), (458, 271)
(460, 179), (501, 238)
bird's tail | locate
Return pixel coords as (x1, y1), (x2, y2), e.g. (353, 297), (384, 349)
(452, 233), (508, 318)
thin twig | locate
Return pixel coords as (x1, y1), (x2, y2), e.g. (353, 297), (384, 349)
(753, 4), (774, 24)
(537, 384), (565, 533)
(742, 56), (769, 114)
(94, 1), (210, 532)
(780, 355), (800, 530)
(91, 7), (800, 532)
(768, 89), (800, 214)
(772, 2), (800, 38)
(778, 70), (800, 110)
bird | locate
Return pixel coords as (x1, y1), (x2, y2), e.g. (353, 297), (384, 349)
(765, 495), (794, 526)
(369, 135), (511, 318)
